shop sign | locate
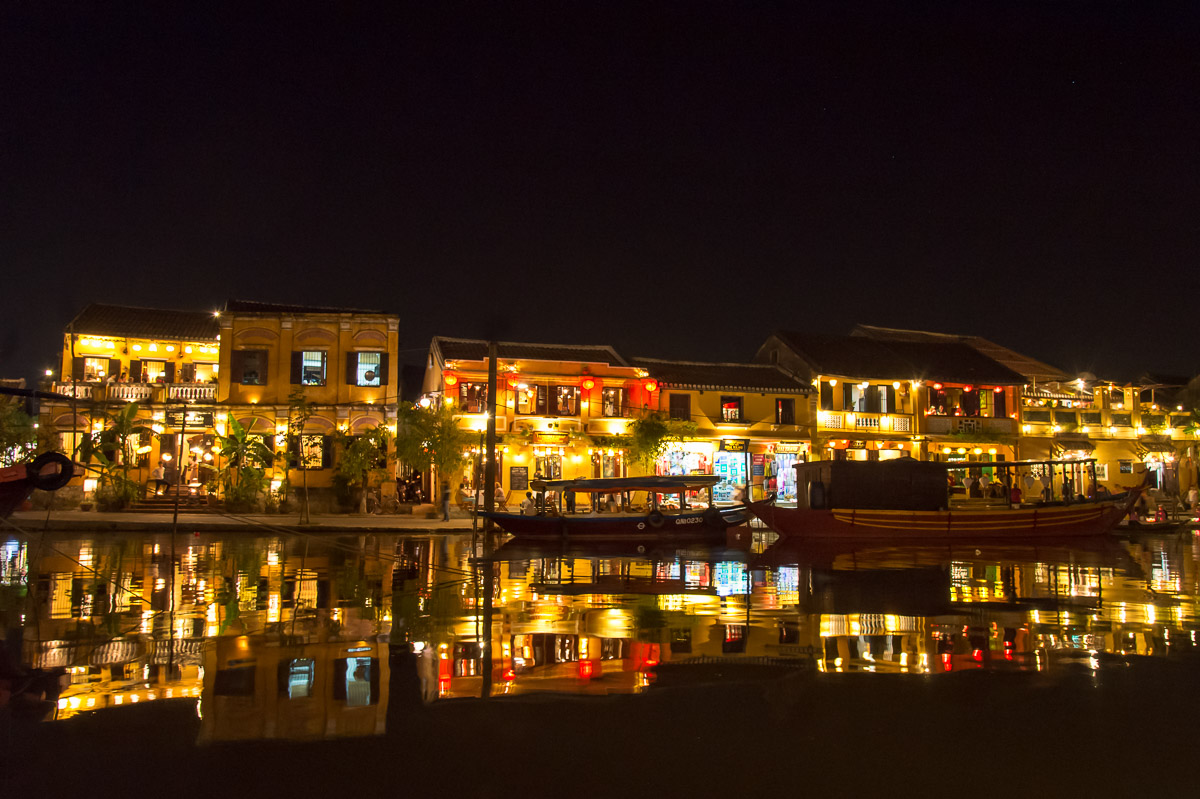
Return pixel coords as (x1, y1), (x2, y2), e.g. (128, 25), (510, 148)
(751, 454), (765, 465)
(165, 410), (213, 428)
(510, 466), (529, 491)
(849, 440), (867, 450)
(752, 463), (765, 476)
(532, 432), (570, 446)
(719, 438), (749, 453)
(775, 442), (804, 454)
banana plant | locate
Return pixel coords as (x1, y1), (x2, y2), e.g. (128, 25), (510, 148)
(214, 413), (274, 505)
(77, 401), (150, 507)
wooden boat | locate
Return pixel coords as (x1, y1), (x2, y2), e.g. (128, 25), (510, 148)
(0, 452), (74, 518)
(483, 474), (750, 541)
(747, 458), (1139, 540)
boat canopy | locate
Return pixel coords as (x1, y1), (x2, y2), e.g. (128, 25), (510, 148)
(530, 475), (721, 494)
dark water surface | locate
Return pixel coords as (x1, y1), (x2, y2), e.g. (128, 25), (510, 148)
(3, 522), (1199, 794)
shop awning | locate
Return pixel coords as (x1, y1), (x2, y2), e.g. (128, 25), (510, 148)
(1052, 434), (1095, 455)
(1137, 436), (1177, 455)
(1023, 384), (1092, 401)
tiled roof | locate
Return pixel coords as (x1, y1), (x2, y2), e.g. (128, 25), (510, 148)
(631, 358), (812, 393)
(224, 300), (390, 315)
(68, 304), (220, 341)
(773, 330), (1027, 385)
(434, 337), (629, 367)
(852, 324), (1069, 383)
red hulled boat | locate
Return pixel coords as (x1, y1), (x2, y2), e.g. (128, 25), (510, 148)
(748, 457), (1139, 540)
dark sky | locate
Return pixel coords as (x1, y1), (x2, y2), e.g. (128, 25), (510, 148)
(3, 1), (1199, 384)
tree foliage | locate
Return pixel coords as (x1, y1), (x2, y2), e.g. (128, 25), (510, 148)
(394, 401), (473, 484)
(77, 401), (150, 509)
(626, 413), (698, 468)
(0, 402), (37, 467)
(334, 423), (392, 512)
(215, 413), (275, 509)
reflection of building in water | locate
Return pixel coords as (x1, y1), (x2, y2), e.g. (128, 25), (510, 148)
(198, 637), (389, 743)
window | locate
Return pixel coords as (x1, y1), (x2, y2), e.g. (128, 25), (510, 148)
(516, 385), (547, 415)
(459, 382), (488, 414)
(143, 360), (167, 383)
(776, 398), (795, 425)
(289, 434), (330, 470)
(333, 657), (379, 707)
(83, 357), (108, 380)
(234, 350), (268, 385)
(300, 351), (326, 386)
(601, 387), (626, 417)
(279, 658), (315, 699)
(354, 352), (382, 387)
(1119, 460), (1133, 474)
(214, 666), (256, 696)
(668, 393), (691, 421)
(720, 396), (743, 422)
(553, 385), (578, 416)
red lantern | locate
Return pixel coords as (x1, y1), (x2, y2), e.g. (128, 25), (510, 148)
(993, 386), (1003, 393)
(643, 379), (658, 393)
(963, 385), (973, 393)
(581, 377), (596, 391)
(443, 373), (458, 387)
(506, 377), (519, 389)
(932, 382), (943, 391)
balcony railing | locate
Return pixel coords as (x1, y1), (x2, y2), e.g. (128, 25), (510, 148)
(818, 411), (912, 433)
(51, 382), (94, 399)
(923, 416), (1016, 436)
(168, 384), (217, 401)
(107, 383), (154, 401)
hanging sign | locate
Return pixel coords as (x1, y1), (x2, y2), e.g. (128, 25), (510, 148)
(532, 432), (570, 446)
(719, 438), (749, 452)
(752, 454), (766, 465)
(165, 410), (213, 428)
(775, 442), (804, 454)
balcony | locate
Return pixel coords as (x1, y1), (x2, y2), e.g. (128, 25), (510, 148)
(924, 416), (1016, 436)
(817, 411), (913, 433)
(51, 382), (95, 399)
(168, 383), (217, 401)
(107, 383), (154, 401)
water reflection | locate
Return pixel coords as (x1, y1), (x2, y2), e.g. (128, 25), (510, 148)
(2, 524), (1198, 741)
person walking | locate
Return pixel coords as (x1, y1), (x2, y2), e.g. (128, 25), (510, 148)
(440, 480), (450, 522)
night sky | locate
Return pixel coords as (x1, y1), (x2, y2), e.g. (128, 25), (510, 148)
(4, 2), (1199, 385)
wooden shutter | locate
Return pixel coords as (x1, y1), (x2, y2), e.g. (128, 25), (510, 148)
(819, 382), (833, 411)
(181, 363), (195, 382)
(842, 384), (854, 411)
(536, 385), (547, 415)
(885, 386), (896, 412)
(345, 352), (359, 385)
(230, 350), (244, 383)
(129, 359), (141, 382)
(71, 356), (85, 380)
(994, 390), (1007, 418)
(377, 353), (389, 384)
(165, 362), (176, 383)
(866, 386), (881, 414)
(108, 357), (122, 378)
(321, 436), (333, 468)
(290, 352), (303, 384)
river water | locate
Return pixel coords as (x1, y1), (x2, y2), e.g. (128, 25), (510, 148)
(4, 521), (1197, 740)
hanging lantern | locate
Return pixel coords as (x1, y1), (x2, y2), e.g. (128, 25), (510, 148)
(581, 377), (596, 391)
(443, 373), (458, 387)
(507, 377), (519, 389)
(963, 385), (973, 393)
(993, 386), (1003, 393)
(643, 379), (658, 393)
(932, 383), (943, 391)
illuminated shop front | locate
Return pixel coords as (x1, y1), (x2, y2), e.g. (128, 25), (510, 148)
(766, 441), (809, 503)
(657, 440), (713, 477)
(713, 438), (750, 503)
(827, 439), (913, 461)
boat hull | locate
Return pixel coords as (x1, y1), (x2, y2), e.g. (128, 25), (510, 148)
(484, 506), (745, 540)
(748, 496), (1136, 540)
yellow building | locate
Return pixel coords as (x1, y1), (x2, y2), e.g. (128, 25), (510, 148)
(423, 337), (652, 503)
(630, 358), (815, 503)
(42, 303), (223, 497)
(217, 301), (401, 503)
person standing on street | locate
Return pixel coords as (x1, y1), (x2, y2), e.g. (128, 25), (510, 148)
(440, 480), (450, 521)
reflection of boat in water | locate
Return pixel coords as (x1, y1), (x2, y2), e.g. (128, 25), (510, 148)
(1117, 519), (1186, 534)
(0, 452), (74, 518)
(748, 458), (1138, 540)
(484, 475), (751, 543)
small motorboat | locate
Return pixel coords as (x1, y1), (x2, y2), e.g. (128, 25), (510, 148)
(483, 474), (751, 541)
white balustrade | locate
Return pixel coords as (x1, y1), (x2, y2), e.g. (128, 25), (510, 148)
(168, 384), (217, 401)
